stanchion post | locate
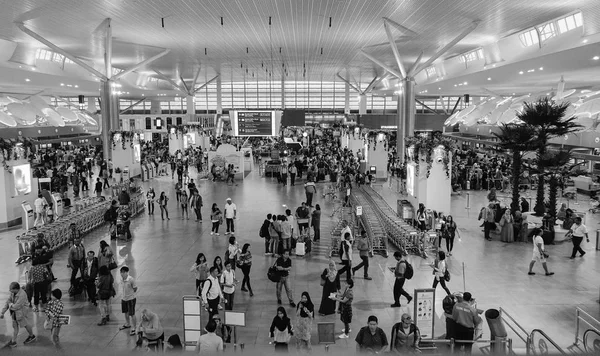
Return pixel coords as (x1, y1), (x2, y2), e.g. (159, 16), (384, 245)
(462, 262), (466, 292)
(465, 193), (470, 210)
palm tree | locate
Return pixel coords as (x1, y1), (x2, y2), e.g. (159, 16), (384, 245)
(494, 124), (537, 212)
(517, 97), (582, 216)
(538, 149), (572, 225)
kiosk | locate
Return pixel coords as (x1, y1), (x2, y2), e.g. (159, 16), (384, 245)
(21, 201), (34, 231)
(51, 192), (63, 217)
(123, 166), (130, 182)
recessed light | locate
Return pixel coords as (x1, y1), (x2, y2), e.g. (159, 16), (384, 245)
(25, 78), (30, 82)
(454, 84), (457, 87)
(583, 39), (588, 43)
(74, 85), (78, 88)
(438, 87), (441, 90)
(487, 77), (491, 81)
(593, 56), (600, 60)
(463, 82), (468, 85)
(546, 93), (550, 95)
(512, 93), (515, 95)
(31, 67), (36, 71)
(483, 66), (487, 69)
(19, 65), (22, 68)
(519, 71), (524, 74)
(60, 83), (64, 86)
(539, 67), (543, 70)
(527, 69), (535, 73)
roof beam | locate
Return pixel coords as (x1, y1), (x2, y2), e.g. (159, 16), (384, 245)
(439, 96), (449, 115)
(120, 98), (147, 114)
(191, 66), (202, 93)
(360, 50), (402, 79)
(179, 75), (191, 94)
(193, 75), (219, 94)
(407, 51), (424, 78)
(413, 21), (479, 76)
(364, 73), (390, 93)
(104, 18), (112, 78)
(337, 73), (363, 94)
(364, 75), (380, 93)
(112, 49), (170, 81)
(382, 17), (418, 37)
(480, 87), (503, 98)
(16, 22), (108, 81)
(383, 21), (407, 79)
(152, 69), (188, 93)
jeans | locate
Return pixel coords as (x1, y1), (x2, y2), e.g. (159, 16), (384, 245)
(290, 173), (296, 185)
(33, 281), (48, 306)
(224, 292), (234, 310)
(484, 221), (494, 240)
(276, 276), (294, 303)
(85, 278), (97, 302)
(306, 192), (314, 206)
(160, 206), (169, 219)
(241, 265), (253, 293)
(264, 237), (271, 253)
(352, 255), (369, 276)
(446, 236), (455, 252)
(312, 223), (320, 241)
(393, 278), (411, 305)
(212, 221), (220, 233)
(70, 259), (83, 284)
(207, 297), (220, 320)
(571, 236), (585, 257)
(454, 324), (475, 353)
(98, 298), (110, 318)
(282, 238), (290, 251)
(338, 260), (352, 282)
(270, 236), (281, 255)
(194, 208), (202, 220)
(226, 218), (235, 233)
(147, 202), (154, 214)
(433, 277), (451, 295)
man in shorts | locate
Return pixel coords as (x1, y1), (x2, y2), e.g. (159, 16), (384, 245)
(119, 266), (138, 335)
(527, 228), (554, 276)
(0, 282), (36, 347)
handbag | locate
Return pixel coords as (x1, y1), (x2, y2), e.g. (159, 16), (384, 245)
(444, 269), (451, 282)
(108, 256), (118, 270)
(43, 317), (52, 330)
(273, 328), (292, 343)
(267, 262), (281, 283)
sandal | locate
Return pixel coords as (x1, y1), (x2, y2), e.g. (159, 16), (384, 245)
(119, 325), (131, 330)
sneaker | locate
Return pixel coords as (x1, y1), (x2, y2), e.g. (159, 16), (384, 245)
(7, 341), (17, 348)
(218, 304), (223, 310)
(545, 272), (554, 276)
(215, 233), (220, 236)
(210, 232), (214, 235)
(277, 299), (282, 305)
(364, 276), (372, 280)
(338, 333), (349, 339)
(390, 303), (401, 308)
(341, 329), (352, 333)
(241, 288), (248, 292)
(580, 252), (586, 257)
(290, 302), (296, 307)
(23, 335), (36, 344)
(528, 272), (535, 275)
(130, 330), (137, 336)
(119, 325), (131, 330)
(570, 256), (575, 259)
(407, 296), (413, 304)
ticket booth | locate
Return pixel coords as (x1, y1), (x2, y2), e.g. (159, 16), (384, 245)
(39, 177), (51, 192)
(51, 192), (63, 217)
(142, 165), (148, 181)
(21, 201), (34, 231)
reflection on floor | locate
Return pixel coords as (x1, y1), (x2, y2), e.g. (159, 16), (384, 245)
(0, 171), (598, 354)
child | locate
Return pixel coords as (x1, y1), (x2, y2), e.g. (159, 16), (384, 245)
(46, 289), (64, 349)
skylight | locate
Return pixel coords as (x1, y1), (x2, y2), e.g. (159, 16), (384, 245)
(459, 48), (484, 63)
(538, 22), (557, 42)
(557, 12), (583, 34)
(519, 29), (539, 47)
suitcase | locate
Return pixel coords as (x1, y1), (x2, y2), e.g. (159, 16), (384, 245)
(296, 242), (306, 256)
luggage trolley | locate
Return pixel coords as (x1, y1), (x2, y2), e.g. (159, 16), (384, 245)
(15, 233), (35, 264)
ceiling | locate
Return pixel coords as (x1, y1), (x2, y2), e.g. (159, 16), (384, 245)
(1, 0), (600, 98)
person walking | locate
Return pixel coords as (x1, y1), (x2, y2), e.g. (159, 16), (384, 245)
(190, 253), (209, 296)
(390, 313), (421, 353)
(569, 217), (589, 259)
(311, 204), (321, 242)
(0, 282), (37, 347)
(391, 251), (413, 307)
(119, 266), (138, 335)
(30, 256), (49, 312)
(195, 320), (223, 354)
(146, 188), (156, 215)
(304, 179), (317, 207)
(446, 215), (458, 256)
(224, 198), (237, 235)
(238, 243), (254, 297)
(431, 251), (451, 296)
(68, 237), (85, 286)
(159, 192), (170, 220)
(335, 279), (354, 339)
(260, 214), (273, 255)
(220, 260), (238, 310)
(96, 265), (115, 326)
(190, 190), (203, 222)
(528, 228), (554, 276)
(452, 292), (482, 354)
(352, 230), (372, 280)
(275, 250), (296, 307)
(95, 178), (103, 197)
(226, 236), (240, 270)
(295, 291), (314, 352)
(98, 240), (114, 269)
(45, 289), (64, 349)
(280, 162), (288, 186)
(289, 164), (297, 186)
(319, 261), (340, 316)
(82, 251), (99, 306)
(201, 267), (224, 320)
(270, 307), (294, 353)
(338, 233), (353, 283)
(210, 203), (222, 236)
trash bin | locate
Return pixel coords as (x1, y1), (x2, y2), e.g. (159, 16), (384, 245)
(485, 309), (508, 353)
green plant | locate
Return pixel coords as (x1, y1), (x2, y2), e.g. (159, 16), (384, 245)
(538, 149), (571, 226)
(405, 135), (455, 178)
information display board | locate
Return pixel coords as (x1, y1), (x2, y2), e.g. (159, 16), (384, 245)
(232, 111), (277, 136)
(413, 288), (435, 339)
(182, 296), (203, 351)
(317, 322), (336, 344)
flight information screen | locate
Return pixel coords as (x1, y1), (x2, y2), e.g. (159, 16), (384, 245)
(233, 111), (276, 136)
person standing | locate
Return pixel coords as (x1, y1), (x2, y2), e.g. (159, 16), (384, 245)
(452, 292), (482, 354)
(201, 267), (224, 320)
(210, 203), (222, 236)
(528, 228), (554, 276)
(82, 251), (99, 307)
(352, 230), (371, 280)
(289, 164), (297, 186)
(304, 179), (317, 207)
(431, 251), (451, 296)
(224, 198), (237, 235)
(391, 251), (413, 307)
(275, 251), (296, 307)
(311, 204), (321, 242)
(30, 256), (49, 312)
(319, 261), (340, 316)
(159, 192), (170, 220)
(94, 178), (103, 197)
(45, 289), (64, 349)
(280, 216), (292, 252)
(0, 282), (37, 347)
(238, 243), (254, 297)
(261, 214), (273, 255)
(295, 292), (314, 352)
(220, 260), (237, 310)
(390, 313), (421, 353)
(180, 190), (190, 220)
(335, 279), (354, 339)
(190, 190), (203, 222)
(34, 193), (47, 226)
(96, 266), (115, 326)
(499, 209), (514, 243)
(355, 315), (388, 354)
(119, 266), (138, 335)
(280, 162), (288, 186)
(68, 237), (85, 285)
(146, 188), (156, 215)
(195, 320), (223, 354)
(269, 307), (294, 353)
(446, 215), (458, 256)
(569, 217), (589, 259)
(190, 253), (209, 296)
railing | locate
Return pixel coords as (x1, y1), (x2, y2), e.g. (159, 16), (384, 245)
(420, 337), (513, 354)
(530, 329), (566, 355)
(499, 308), (531, 346)
(573, 307), (600, 352)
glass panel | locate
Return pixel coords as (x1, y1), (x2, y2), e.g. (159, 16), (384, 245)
(574, 12), (583, 27)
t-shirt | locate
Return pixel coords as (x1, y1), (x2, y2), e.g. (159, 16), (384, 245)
(34, 198), (46, 212)
(224, 203), (236, 219)
(572, 224), (588, 237)
(355, 326), (388, 352)
(275, 257), (292, 277)
(532, 235), (544, 254)
(121, 275), (137, 301)
(220, 269), (236, 294)
(196, 332), (223, 354)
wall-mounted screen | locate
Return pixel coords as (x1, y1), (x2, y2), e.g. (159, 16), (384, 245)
(133, 144), (141, 163)
(13, 164), (32, 196)
(232, 111), (277, 136)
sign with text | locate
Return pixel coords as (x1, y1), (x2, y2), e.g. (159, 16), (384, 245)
(413, 288), (435, 339)
(356, 206), (363, 216)
(233, 111), (276, 136)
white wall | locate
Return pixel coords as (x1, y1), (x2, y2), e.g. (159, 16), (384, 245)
(405, 150), (452, 215)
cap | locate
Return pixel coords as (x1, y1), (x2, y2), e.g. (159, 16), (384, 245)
(226, 198), (232, 201)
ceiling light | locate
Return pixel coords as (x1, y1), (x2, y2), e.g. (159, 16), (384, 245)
(593, 56), (600, 60)
(483, 66), (487, 69)
(25, 79), (30, 82)
(454, 84), (457, 87)
(487, 77), (491, 81)
(583, 39), (588, 43)
(463, 82), (468, 85)
(512, 93), (515, 95)
(492, 64), (496, 67)
(31, 67), (36, 71)
(74, 85), (78, 88)
(60, 83), (64, 86)
(539, 67), (543, 70)
(19, 65), (22, 68)
(527, 69), (535, 73)
(438, 87), (441, 90)
(67, 84), (72, 87)
(519, 71), (524, 74)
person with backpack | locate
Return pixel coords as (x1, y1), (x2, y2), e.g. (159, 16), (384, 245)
(391, 251), (413, 308)
(352, 230), (372, 280)
(390, 313), (421, 352)
(260, 214), (272, 255)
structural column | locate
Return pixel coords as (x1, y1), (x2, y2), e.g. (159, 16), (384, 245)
(358, 94), (367, 115)
(397, 78), (415, 161)
(186, 95), (195, 122)
(344, 82), (350, 115)
(216, 75), (222, 114)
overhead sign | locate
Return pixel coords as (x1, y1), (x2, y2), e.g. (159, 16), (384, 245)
(356, 206), (363, 216)
(233, 111), (277, 136)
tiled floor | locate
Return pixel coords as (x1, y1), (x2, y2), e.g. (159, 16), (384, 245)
(0, 170), (599, 354)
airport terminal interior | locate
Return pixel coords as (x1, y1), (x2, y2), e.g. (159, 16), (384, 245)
(0, 0), (599, 354)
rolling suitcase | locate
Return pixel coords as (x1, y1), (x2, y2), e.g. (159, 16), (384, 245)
(296, 242), (306, 257)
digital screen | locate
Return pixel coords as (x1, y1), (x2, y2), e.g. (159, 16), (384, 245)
(133, 144), (141, 163)
(186, 133), (196, 145)
(233, 111), (276, 136)
(13, 164), (31, 196)
(406, 163), (415, 196)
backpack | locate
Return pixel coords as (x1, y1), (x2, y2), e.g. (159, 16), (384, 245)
(259, 220), (269, 238)
(402, 261), (414, 280)
(69, 277), (84, 296)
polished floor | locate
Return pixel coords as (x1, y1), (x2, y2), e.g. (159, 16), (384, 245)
(0, 170), (599, 354)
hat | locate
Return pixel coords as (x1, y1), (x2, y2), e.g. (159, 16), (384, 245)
(226, 198), (232, 201)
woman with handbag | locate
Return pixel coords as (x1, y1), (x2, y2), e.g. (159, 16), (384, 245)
(98, 240), (115, 269)
(210, 203), (222, 236)
(295, 291), (314, 352)
(430, 251), (451, 296)
(318, 261), (340, 316)
(238, 243), (254, 297)
(96, 265), (115, 326)
(270, 306), (293, 352)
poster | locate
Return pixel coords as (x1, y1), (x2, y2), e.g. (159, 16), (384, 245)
(133, 144), (141, 163)
(414, 288), (435, 339)
(13, 164), (32, 196)
(406, 163), (415, 196)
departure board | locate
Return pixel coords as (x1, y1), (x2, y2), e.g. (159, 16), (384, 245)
(235, 111), (275, 136)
